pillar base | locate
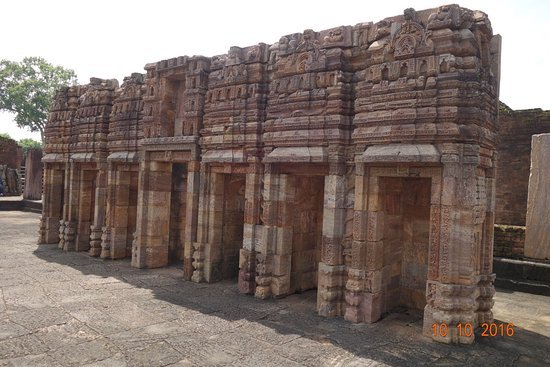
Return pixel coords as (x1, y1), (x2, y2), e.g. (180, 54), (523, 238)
(317, 263), (345, 317)
(238, 249), (256, 295)
(89, 225), (102, 257)
(423, 281), (480, 344)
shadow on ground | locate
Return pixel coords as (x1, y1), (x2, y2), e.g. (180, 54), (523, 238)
(30, 241), (550, 367)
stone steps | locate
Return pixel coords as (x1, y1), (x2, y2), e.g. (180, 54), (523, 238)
(494, 257), (550, 296)
(0, 199), (42, 213)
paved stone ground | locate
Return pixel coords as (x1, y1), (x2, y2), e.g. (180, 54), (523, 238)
(0, 211), (549, 367)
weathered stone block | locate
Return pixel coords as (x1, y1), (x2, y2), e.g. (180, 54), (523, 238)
(525, 134), (550, 260)
(272, 254), (291, 276)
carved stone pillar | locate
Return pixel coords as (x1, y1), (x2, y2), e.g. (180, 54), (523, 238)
(254, 166), (278, 299)
(89, 166), (107, 256)
(318, 164), (346, 317)
(423, 144), (484, 344)
(345, 168), (383, 323)
(183, 160), (200, 280)
(258, 171), (294, 298)
(100, 164), (116, 258)
(132, 159), (171, 268)
(60, 161), (79, 251)
(192, 163), (209, 283)
(239, 164), (263, 294)
(39, 165), (65, 244)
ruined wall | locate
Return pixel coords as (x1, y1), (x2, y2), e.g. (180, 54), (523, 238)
(0, 136), (23, 169)
(494, 225), (525, 258)
(495, 108), (550, 225)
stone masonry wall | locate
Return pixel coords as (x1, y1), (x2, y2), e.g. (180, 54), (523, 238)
(0, 136), (23, 169)
(493, 224), (525, 258)
(495, 107), (550, 225)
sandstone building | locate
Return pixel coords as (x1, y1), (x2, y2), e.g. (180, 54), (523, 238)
(40, 5), (501, 344)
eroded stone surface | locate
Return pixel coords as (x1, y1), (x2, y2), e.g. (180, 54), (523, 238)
(525, 134), (550, 260)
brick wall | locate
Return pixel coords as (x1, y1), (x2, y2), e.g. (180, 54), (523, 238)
(495, 106), (550, 225)
(494, 225), (525, 258)
(0, 136), (23, 169)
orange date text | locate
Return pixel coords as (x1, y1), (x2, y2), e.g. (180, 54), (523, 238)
(431, 322), (515, 337)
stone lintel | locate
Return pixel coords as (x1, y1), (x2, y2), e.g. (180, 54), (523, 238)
(357, 144), (440, 163)
(264, 147), (328, 163)
(107, 151), (139, 163)
(202, 149), (245, 163)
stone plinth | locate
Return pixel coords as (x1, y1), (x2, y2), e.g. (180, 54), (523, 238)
(524, 134), (550, 260)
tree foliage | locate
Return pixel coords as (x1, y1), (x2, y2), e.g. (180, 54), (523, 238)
(0, 132), (11, 139)
(18, 138), (42, 154)
(0, 57), (77, 142)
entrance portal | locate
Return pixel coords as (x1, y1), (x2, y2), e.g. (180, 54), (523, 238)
(76, 169), (97, 251)
(290, 175), (324, 293)
(220, 174), (245, 280)
(381, 177), (431, 313)
(169, 163), (187, 263)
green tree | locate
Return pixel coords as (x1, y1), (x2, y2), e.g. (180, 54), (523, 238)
(0, 57), (77, 143)
(0, 132), (11, 139)
(18, 138), (42, 154)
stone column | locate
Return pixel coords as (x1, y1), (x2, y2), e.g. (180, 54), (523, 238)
(183, 160), (200, 280)
(109, 169), (132, 259)
(99, 163), (116, 258)
(192, 163), (210, 283)
(423, 144), (482, 344)
(132, 158), (172, 268)
(318, 163), (346, 317)
(60, 161), (79, 251)
(90, 166), (107, 257)
(239, 164), (263, 294)
(345, 167), (384, 323)
(257, 170), (294, 298)
(39, 164), (52, 244)
(525, 134), (550, 259)
(39, 165), (64, 244)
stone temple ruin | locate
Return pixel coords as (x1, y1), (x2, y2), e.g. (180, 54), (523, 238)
(40, 5), (501, 344)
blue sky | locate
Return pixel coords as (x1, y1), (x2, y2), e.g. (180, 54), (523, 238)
(1, 0), (548, 140)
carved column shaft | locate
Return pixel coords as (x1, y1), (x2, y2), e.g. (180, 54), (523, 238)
(132, 159), (171, 268)
(90, 165), (107, 257)
(183, 160), (200, 280)
(238, 166), (262, 294)
(318, 172), (346, 317)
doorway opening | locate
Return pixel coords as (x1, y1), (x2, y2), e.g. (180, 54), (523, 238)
(76, 169), (97, 251)
(290, 175), (324, 294)
(169, 163), (187, 264)
(220, 173), (246, 280)
(380, 177), (431, 313)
